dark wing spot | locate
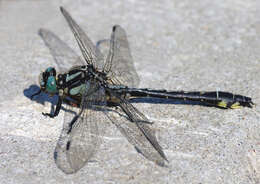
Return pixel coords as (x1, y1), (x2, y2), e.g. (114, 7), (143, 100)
(112, 25), (116, 32)
(54, 151), (58, 160)
(66, 141), (71, 150)
(135, 146), (141, 153)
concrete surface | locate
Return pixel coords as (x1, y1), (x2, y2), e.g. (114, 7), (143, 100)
(0, 0), (259, 183)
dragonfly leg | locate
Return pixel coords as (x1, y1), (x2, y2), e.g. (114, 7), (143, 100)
(42, 96), (62, 118)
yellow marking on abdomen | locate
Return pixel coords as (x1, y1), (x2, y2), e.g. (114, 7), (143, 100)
(230, 102), (241, 109)
(218, 101), (227, 108)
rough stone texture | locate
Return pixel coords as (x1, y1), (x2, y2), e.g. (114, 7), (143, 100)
(0, 0), (259, 183)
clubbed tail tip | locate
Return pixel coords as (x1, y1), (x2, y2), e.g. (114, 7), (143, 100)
(241, 99), (255, 108)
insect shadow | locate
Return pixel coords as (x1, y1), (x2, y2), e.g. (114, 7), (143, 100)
(23, 85), (77, 115)
(24, 85), (56, 105)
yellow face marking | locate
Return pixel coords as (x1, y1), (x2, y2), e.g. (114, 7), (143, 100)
(230, 102), (241, 109)
(218, 101), (227, 108)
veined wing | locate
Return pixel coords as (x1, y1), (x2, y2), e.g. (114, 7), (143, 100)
(60, 7), (104, 69)
(104, 25), (140, 88)
(109, 91), (168, 166)
(38, 28), (85, 73)
(54, 81), (108, 174)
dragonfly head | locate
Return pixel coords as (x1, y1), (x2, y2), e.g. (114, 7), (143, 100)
(39, 67), (58, 95)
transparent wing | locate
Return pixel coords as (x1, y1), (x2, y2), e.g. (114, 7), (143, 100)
(38, 28), (85, 73)
(54, 81), (108, 174)
(60, 7), (104, 69)
(108, 92), (168, 166)
(104, 25), (140, 87)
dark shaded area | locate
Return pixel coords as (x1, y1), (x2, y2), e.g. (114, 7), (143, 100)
(23, 85), (59, 117)
(23, 85), (77, 116)
(23, 85), (58, 105)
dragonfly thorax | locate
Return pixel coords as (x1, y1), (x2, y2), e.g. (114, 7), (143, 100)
(55, 65), (106, 97)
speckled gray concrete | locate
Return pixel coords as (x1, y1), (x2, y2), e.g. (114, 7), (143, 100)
(0, 0), (259, 183)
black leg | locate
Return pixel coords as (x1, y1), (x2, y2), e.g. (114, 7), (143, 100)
(42, 96), (62, 118)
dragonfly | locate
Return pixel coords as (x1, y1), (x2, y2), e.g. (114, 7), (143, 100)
(31, 7), (253, 174)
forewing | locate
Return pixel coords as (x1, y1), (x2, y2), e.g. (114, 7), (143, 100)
(38, 28), (85, 73)
(104, 25), (140, 87)
(54, 82), (108, 174)
(60, 7), (104, 69)
(109, 92), (168, 166)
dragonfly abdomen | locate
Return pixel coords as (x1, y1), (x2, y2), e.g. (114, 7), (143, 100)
(124, 88), (254, 109)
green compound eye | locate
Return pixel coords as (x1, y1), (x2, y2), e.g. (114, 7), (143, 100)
(46, 76), (57, 94)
